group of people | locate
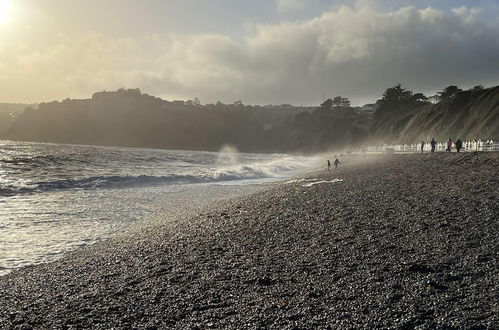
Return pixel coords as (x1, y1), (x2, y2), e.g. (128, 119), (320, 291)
(327, 156), (341, 170)
(422, 138), (466, 153)
(365, 139), (495, 153)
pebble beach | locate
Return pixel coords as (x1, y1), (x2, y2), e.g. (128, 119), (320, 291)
(0, 152), (497, 328)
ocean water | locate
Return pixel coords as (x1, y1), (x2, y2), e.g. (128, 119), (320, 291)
(0, 141), (319, 275)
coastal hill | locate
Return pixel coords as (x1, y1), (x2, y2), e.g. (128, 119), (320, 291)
(0, 103), (35, 135)
(5, 89), (310, 152)
(5, 89), (361, 153)
(3, 85), (498, 153)
(371, 86), (499, 143)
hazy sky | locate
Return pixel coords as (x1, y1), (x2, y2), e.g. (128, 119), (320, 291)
(1, 0), (499, 105)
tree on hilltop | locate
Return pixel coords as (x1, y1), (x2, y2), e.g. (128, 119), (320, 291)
(332, 96), (351, 108)
(319, 96), (350, 111)
(376, 84), (413, 107)
(374, 84), (430, 125)
(320, 98), (333, 111)
(410, 93), (429, 104)
(185, 97), (201, 107)
(438, 85), (462, 101)
(471, 85), (484, 92)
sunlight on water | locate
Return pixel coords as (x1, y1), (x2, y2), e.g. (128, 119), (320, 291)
(0, 188), (164, 275)
(0, 141), (319, 275)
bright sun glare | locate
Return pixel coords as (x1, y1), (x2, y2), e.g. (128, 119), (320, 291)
(0, 0), (11, 24)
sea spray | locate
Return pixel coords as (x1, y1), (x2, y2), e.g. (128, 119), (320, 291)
(0, 141), (319, 275)
(216, 144), (241, 166)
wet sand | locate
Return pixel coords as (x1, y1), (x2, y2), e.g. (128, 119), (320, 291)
(0, 152), (498, 328)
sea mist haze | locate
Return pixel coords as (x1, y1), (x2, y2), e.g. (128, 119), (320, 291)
(0, 141), (319, 275)
(0, 0), (498, 327)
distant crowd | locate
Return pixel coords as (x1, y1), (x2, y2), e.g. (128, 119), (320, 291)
(327, 138), (496, 171)
(367, 139), (496, 153)
(422, 138), (495, 153)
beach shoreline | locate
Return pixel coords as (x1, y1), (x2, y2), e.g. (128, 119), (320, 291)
(1, 152), (498, 328)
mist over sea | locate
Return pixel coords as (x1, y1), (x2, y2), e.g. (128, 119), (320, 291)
(0, 141), (319, 275)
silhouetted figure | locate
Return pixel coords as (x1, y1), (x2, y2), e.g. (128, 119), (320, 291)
(455, 138), (463, 152)
(421, 141), (424, 153)
(446, 138), (452, 152)
(327, 160), (331, 171)
(431, 138), (437, 152)
(334, 158), (341, 169)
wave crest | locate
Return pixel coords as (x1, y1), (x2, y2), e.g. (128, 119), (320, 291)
(0, 155), (317, 196)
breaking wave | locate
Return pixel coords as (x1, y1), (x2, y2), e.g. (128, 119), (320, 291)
(0, 145), (317, 197)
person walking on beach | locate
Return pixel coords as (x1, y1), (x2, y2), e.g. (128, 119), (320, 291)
(421, 141), (424, 153)
(334, 157), (341, 169)
(456, 138), (463, 153)
(446, 138), (452, 152)
(327, 160), (331, 171)
(431, 138), (437, 153)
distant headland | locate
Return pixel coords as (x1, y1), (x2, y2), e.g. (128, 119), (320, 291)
(1, 85), (497, 153)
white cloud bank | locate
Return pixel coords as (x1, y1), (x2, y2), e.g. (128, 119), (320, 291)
(1, 4), (499, 105)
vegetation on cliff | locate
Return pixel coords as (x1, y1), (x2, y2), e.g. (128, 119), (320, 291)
(370, 85), (498, 143)
(3, 85), (498, 153)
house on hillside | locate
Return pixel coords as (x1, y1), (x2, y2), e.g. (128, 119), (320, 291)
(357, 103), (379, 116)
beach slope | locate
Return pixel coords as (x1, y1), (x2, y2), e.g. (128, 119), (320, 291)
(0, 153), (498, 328)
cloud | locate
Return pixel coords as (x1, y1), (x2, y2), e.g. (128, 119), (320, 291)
(452, 6), (480, 24)
(1, 4), (499, 105)
(0, 33), (159, 101)
(158, 4), (499, 105)
(275, 0), (308, 12)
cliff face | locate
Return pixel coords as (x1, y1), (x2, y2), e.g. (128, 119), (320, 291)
(370, 86), (499, 143)
(270, 107), (371, 152)
(4, 89), (314, 152)
(7, 100), (90, 144)
(0, 112), (14, 135)
(398, 86), (499, 141)
(0, 103), (35, 135)
(3, 86), (498, 153)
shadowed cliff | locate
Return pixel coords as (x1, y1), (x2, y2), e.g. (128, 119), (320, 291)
(370, 86), (499, 143)
(396, 86), (499, 142)
(3, 86), (498, 153)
